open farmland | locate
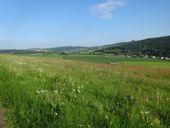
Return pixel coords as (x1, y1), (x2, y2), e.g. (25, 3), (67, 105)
(24, 53), (170, 67)
(0, 54), (170, 128)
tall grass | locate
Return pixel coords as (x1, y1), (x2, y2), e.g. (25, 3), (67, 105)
(0, 54), (169, 128)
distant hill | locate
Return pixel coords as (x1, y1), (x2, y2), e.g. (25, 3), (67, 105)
(0, 49), (32, 54)
(45, 46), (89, 52)
(95, 36), (170, 57)
(0, 46), (90, 54)
(1, 36), (170, 57)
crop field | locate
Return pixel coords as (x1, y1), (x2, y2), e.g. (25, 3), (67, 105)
(24, 54), (170, 67)
(0, 54), (170, 128)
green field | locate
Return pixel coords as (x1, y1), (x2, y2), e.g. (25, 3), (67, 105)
(0, 54), (170, 128)
(23, 53), (170, 67)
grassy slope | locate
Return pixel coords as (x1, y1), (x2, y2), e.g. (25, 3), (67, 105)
(0, 54), (170, 128)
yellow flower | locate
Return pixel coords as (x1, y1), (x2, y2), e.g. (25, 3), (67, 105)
(153, 118), (160, 125)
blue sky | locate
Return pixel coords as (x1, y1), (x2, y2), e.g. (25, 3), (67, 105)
(0, 0), (170, 49)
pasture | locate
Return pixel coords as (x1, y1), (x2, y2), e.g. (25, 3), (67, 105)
(0, 54), (170, 128)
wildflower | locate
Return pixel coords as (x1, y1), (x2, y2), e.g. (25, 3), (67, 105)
(140, 111), (144, 119)
(38, 68), (42, 72)
(81, 84), (84, 89)
(36, 91), (41, 94)
(36, 90), (48, 95)
(130, 96), (133, 99)
(61, 102), (65, 105)
(145, 98), (149, 102)
(77, 89), (81, 93)
(145, 111), (150, 114)
(53, 90), (58, 94)
(105, 115), (109, 119)
(140, 111), (144, 115)
(79, 125), (84, 127)
(41, 90), (48, 93)
(55, 112), (58, 116)
(153, 118), (160, 125)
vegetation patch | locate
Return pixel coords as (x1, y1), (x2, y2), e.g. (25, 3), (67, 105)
(0, 54), (170, 128)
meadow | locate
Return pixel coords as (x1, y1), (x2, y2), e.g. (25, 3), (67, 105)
(0, 54), (170, 128)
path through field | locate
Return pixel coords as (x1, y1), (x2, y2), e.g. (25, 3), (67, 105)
(0, 107), (5, 128)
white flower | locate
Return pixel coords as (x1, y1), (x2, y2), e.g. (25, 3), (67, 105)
(55, 112), (58, 116)
(36, 90), (48, 94)
(145, 111), (150, 114)
(77, 89), (81, 93)
(41, 90), (48, 93)
(36, 91), (41, 94)
(53, 90), (58, 94)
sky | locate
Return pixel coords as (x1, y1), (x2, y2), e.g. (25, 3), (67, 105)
(0, 0), (170, 49)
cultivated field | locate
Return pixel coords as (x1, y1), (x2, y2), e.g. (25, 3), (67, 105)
(0, 54), (170, 128)
(23, 54), (170, 66)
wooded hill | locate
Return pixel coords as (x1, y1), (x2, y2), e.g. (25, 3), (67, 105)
(95, 36), (170, 57)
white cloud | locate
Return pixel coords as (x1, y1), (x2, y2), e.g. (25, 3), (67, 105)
(91, 0), (125, 19)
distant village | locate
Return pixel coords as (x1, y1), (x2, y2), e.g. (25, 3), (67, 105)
(125, 55), (170, 61)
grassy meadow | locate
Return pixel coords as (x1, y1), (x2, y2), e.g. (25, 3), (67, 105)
(0, 54), (170, 128)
